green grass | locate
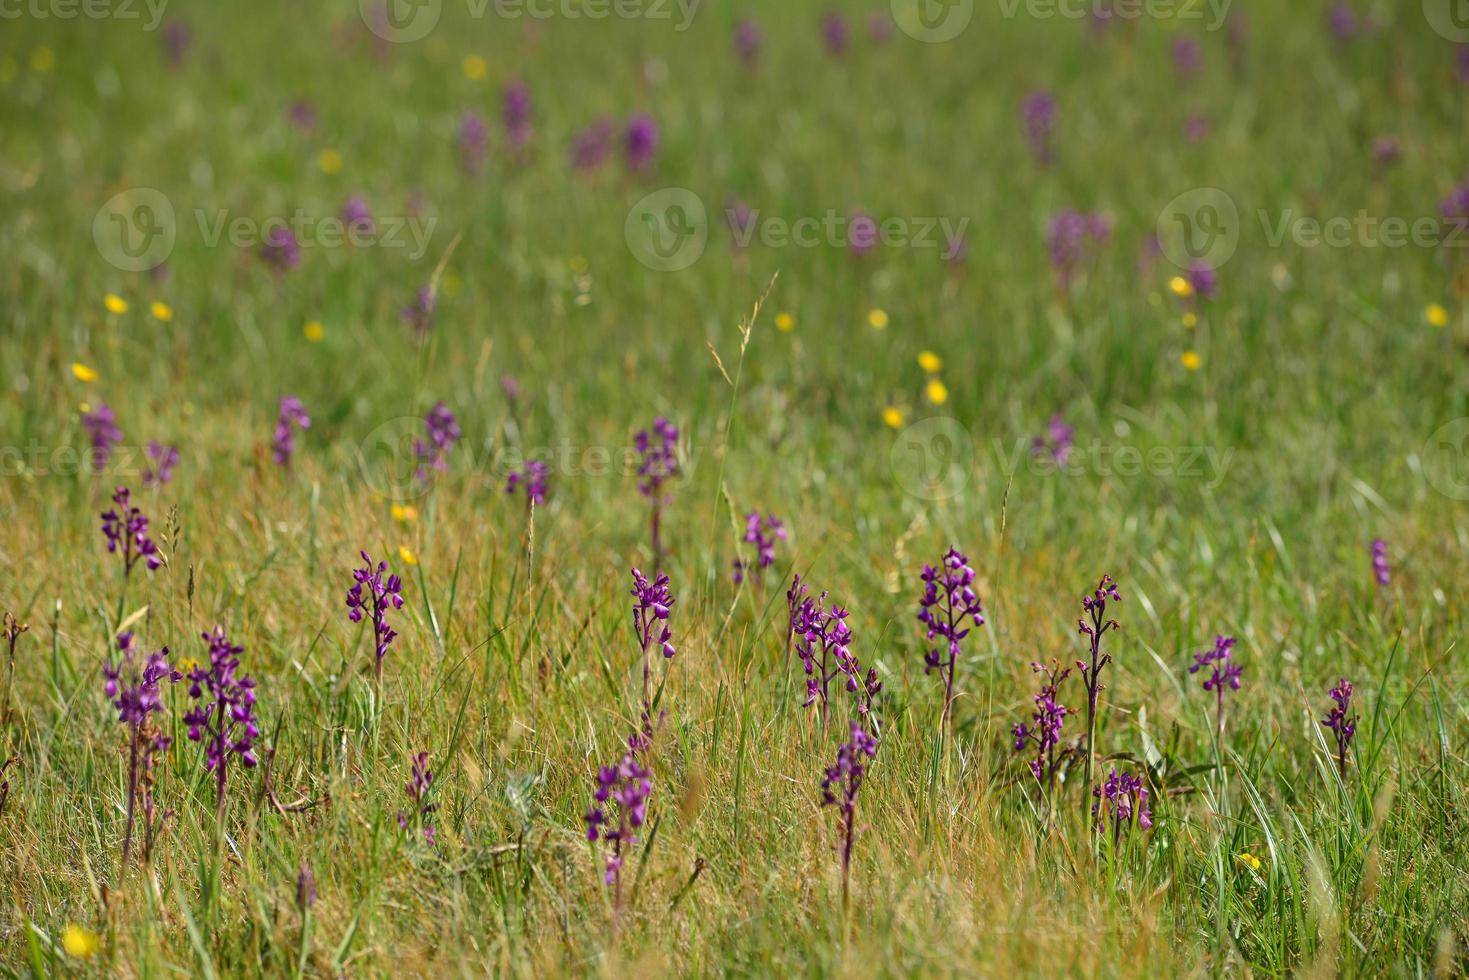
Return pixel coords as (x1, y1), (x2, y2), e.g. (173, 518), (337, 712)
(2, 1), (1468, 975)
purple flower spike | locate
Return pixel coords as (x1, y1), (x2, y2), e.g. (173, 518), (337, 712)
(1322, 678), (1357, 780)
(1188, 635), (1242, 735)
(1077, 574), (1122, 803)
(631, 568), (677, 748)
(570, 117), (614, 173)
(795, 588), (880, 725)
(734, 18), (761, 67)
(183, 625), (259, 819)
(345, 551), (405, 683)
(848, 211), (878, 257)
(161, 20), (191, 69)
(143, 442), (179, 488)
(506, 459), (550, 508)
(1187, 261), (1217, 299)
(821, 11), (848, 56)
(1012, 659), (1073, 817)
(459, 110), (488, 176)
(585, 751), (652, 905)
(635, 416), (680, 574)
(401, 285), (436, 338)
(82, 403), (124, 469)
(503, 80), (533, 153)
(101, 487), (163, 577)
(271, 396), (310, 468)
(732, 511), (786, 585)
(1048, 208), (1111, 292)
(1092, 766), (1153, 845)
(1370, 538), (1390, 588)
(296, 863), (316, 911)
(624, 114), (660, 174)
(398, 751), (438, 844)
(1031, 413), (1075, 466)
(917, 548), (985, 728)
(104, 631), (179, 863)
(259, 226), (301, 274)
(1020, 90), (1056, 166)
(821, 721), (878, 904)
(413, 401), (460, 481)
(1172, 35), (1202, 79)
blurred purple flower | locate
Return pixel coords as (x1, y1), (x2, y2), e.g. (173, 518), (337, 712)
(1327, 3), (1356, 41)
(821, 721), (877, 903)
(143, 441), (179, 488)
(1183, 112), (1211, 142)
(849, 210), (878, 256)
(1047, 208), (1111, 290)
(287, 99), (317, 133)
(296, 863), (316, 911)
(734, 17), (761, 67)
(101, 486), (162, 577)
(260, 226), (301, 274)
(1031, 413), (1076, 465)
(918, 548), (985, 727)
(459, 110), (488, 176)
(271, 396), (310, 468)
(585, 752), (651, 903)
(570, 117), (614, 173)
(503, 80), (533, 152)
(161, 20), (191, 69)
(82, 403), (123, 468)
(104, 631), (179, 863)
(625, 113), (660, 174)
(1172, 35), (1202, 79)
(1012, 659), (1073, 810)
(506, 459), (550, 508)
(1370, 538), (1390, 587)
(1092, 766), (1153, 842)
(1020, 90), (1056, 166)
(398, 751), (438, 844)
(1188, 635), (1242, 735)
(1322, 678), (1357, 779)
(726, 197), (756, 249)
(869, 13), (893, 43)
(1188, 261), (1217, 299)
(414, 401), (460, 480)
(401, 285), (436, 337)
(1372, 137), (1401, 169)
(341, 195), (374, 236)
(635, 416), (680, 573)
(822, 12), (848, 56)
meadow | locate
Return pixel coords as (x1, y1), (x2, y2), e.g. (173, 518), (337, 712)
(2, 0), (1469, 975)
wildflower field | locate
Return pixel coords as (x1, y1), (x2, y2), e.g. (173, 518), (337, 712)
(4, 1), (1469, 976)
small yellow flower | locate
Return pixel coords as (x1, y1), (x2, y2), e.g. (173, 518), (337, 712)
(399, 546), (419, 566)
(31, 46), (55, 73)
(774, 311), (795, 332)
(1425, 303), (1449, 328)
(61, 924), (99, 959)
(318, 149), (343, 175)
(1181, 312), (1198, 329)
(150, 301), (173, 322)
(462, 55), (489, 80)
(391, 504), (419, 524)
(176, 656), (198, 674)
(104, 293), (129, 315)
(868, 308), (890, 330)
(925, 378), (949, 405)
(71, 363), (99, 383)
(303, 320), (326, 343)
(917, 350), (942, 373)
(881, 405), (906, 429)
(1169, 276), (1194, 299)
(1181, 350), (1202, 371)
(1237, 851), (1263, 872)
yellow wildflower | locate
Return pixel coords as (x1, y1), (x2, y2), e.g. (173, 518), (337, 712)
(1182, 312), (1198, 329)
(391, 504), (418, 524)
(71, 363), (99, 383)
(925, 378), (949, 405)
(303, 320), (326, 343)
(104, 293), (128, 315)
(1169, 276), (1194, 299)
(462, 55), (488, 80)
(774, 312), (795, 332)
(881, 405), (906, 429)
(1237, 851), (1263, 872)
(61, 924), (99, 959)
(318, 149), (343, 175)
(1425, 303), (1449, 328)
(399, 546), (419, 566)
(917, 350), (942, 373)
(1181, 350), (1202, 371)
(867, 308), (889, 330)
(150, 301), (173, 322)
